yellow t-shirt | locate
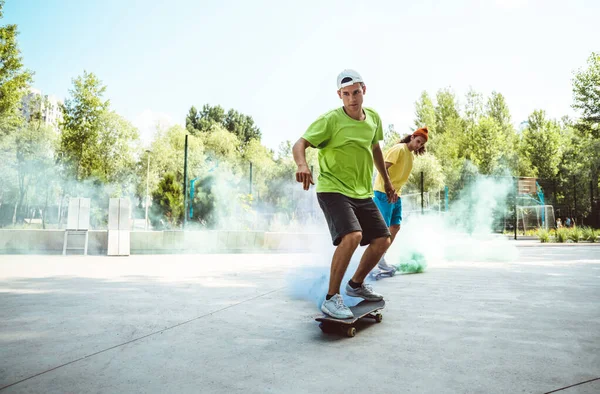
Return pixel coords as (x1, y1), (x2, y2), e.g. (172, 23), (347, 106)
(373, 143), (413, 196)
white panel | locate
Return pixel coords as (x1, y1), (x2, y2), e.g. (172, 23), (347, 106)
(118, 230), (130, 255)
(118, 199), (131, 231)
(78, 198), (90, 230)
(107, 230), (119, 255)
(108, 198), (119, 230)
(67, 198), (79, 230)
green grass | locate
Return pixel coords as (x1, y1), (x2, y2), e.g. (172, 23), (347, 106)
(568, 227), (582, 243)
(581, 227), (598, 243)
(554, 228), (569, 243)
(537, 229), (550, 243)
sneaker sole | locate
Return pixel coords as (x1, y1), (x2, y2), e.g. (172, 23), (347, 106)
(344, 290), (383, 302)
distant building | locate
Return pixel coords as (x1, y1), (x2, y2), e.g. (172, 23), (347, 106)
(21, 88), (63, 130)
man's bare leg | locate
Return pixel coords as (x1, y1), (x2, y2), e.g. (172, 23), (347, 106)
(389, 224), (401, 244)
(377, 224), (400, 270)
(352, 236), (391, 283)
(327, 231), (362, 295)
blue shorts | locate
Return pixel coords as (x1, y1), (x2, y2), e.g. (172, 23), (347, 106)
(373, 191), (402, 227)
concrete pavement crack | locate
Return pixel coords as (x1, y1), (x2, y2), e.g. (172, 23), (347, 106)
(0, 287), (284, 391)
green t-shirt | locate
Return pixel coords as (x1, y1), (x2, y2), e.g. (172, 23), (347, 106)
(302, 107), (384, 199)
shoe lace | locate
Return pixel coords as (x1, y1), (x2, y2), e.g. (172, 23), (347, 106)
(361, 283), (373, 293)
(334, 295), (347, 309)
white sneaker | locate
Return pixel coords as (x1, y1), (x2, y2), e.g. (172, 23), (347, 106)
(345, 282), (384, 301)
(321, 294), (353, 319)
(377, 256), (395, 272)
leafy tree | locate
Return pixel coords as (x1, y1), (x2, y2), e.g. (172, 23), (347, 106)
(0, 0), (33, 128)
(186, 104), (261, 143)
(486, 92), (518, 173)
(468, 116), (506, 175)
(406, 153), (446, 194)
(414, 91), (437, 134)
(434, 88), (462, 136)
(382, 124), (401, 151)
(519, 110), (563, 179)
(137, 124), (204, 214)
(58, 71), (110, 180)
(201, 124), (242, 163)
(571, 52), (600, 224)
(7, 100), (56, 225)
(572, 52), (600, 128)
(93, 111), (140, 186)
(185, 106), (200, 134)
(224, 108), (261, 143)
(150, 172), (183, 229)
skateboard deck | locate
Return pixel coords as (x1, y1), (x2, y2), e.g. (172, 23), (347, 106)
(315, 299), (385, 337)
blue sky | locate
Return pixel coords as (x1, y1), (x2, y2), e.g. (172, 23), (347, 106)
(5, 0), (599, 150)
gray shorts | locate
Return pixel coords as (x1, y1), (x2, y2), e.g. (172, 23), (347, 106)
(317, 192), (391, 246)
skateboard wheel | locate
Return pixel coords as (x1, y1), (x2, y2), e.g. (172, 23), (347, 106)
(346, 327), (356, 337)
(375, 313), (383, 323)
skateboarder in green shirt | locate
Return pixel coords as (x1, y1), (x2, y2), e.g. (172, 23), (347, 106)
(292, 69), (397, 319)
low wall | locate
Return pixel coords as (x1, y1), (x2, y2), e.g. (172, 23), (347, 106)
(0, 229), (330, 255)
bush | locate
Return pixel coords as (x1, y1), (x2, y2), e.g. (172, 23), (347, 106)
(581, 227), (598, 243)
(537, 229), (550, 243)
(568, 227), (582, 243)
(554, 228), (569, 243)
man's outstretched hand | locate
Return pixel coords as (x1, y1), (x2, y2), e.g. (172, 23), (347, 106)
(296, 164), (314, 191)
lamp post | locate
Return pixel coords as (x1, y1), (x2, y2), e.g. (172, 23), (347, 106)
(145, 149), (151, 230)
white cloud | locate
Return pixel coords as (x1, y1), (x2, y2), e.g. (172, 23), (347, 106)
(131, 110), (179, 147)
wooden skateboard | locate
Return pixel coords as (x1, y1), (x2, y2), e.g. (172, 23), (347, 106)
(315, 299), (385, 337)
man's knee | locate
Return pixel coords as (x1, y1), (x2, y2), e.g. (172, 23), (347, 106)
(371, 236), (391, 251)
(390, 224), (401, 231)
(340, 231), (362, 248)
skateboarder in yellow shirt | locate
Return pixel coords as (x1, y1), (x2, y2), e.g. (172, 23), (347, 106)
(372, 127), (428, 272)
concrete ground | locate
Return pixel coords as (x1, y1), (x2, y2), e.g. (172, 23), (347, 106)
(1, 244), (599, 393)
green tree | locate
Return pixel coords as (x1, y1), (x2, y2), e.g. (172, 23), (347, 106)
(185, 105), (200, 134)
(572, 52), (600, 128)
(571, 52), (600, 222)
(242, 138), (275, 198)
(93, 111), (140, 186)
(434, 88), (462, 136)
(139, 124), (205, 206)
(486, 92), (518, 173)
(414, 91), (437, 133)
(224, 108), (261, 143)
(382, 124), (401, 151)
(58, 71), (110, 180)
(412, 88), (465, 199)
(463, 88), (484, 127)
(186, 104), (262, 143)
(0, 0), (33, 127)
(2, 94), (57, 225)
(468, 116), (506, 175)
(406, 153), (446, 194)
(150, 172), (183, 229)
(519, 110), (563, 179)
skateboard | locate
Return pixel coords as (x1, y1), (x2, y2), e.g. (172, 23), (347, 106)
(369, 267), (396, 281)
(315, 299), (385, 337)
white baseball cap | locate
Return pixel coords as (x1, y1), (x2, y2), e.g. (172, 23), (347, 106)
(337, 69), (364, 89)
